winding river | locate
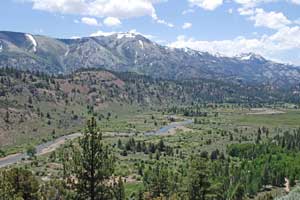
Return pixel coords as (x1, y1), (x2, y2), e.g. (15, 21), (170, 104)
(0, 119), (193, 168)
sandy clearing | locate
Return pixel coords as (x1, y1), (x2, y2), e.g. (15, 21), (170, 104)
(247, 108), (286, 115)
(161, 125), (192, 136)
(284, 178), (290, 193)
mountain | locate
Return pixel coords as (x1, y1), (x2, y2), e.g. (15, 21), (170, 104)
(1, 31), (300, 86)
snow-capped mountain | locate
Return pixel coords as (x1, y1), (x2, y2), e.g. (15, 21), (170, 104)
(0, 31), (300, 87)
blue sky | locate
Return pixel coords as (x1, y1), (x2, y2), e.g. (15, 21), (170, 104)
(1, 0), (300, 65)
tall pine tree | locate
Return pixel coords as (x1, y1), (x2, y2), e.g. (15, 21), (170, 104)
(187, 157), (211, 200)
(66, 117), (117, 200)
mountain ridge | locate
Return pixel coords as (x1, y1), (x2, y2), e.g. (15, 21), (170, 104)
(0, 30), (300, 87)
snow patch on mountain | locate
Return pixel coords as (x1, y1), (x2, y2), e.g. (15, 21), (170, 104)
(211, 52), (225, 58)
(236, 53), (266, 62)
(0, 41), (2, 52)
(139, 40), (144, 49)
(25, 34), (37, 52)
(165, 46), (175, 51)
(117, 32), (136, 39)
(65, 48), (69, 57)
(240, 54), (252, 61)
(182, 47), (199, 56)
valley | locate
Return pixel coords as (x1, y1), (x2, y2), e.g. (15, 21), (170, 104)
(1, 101), (300, 199)
(0, 33), (300, 200)
(0, 68), (300, 199)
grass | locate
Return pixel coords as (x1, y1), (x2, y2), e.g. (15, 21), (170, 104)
(125, 182), (144, 198)
(3, 106), (300, 199)
(228, 110), (300, 128)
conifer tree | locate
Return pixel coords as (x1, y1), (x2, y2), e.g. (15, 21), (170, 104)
(4, 110), (9, 123)
(0, 168), (40, 200)
(66, 117), (116, 200)
(114, 177), (125, 200)
(187, 157), (211, 200)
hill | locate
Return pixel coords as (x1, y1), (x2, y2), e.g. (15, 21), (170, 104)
(1, 68), (299, 148)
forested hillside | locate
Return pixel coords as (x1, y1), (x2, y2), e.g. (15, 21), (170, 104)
(1, 67), (299, 147)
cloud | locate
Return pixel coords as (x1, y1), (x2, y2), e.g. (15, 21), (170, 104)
(237, 6), (292, 30)
(268, 26), (300, 50)
(156, 19), (174, 27)
(128, 29), (156, 39)
(103, 17), (121, 27)
(169, 35), (263, 56)
(27, 0), (157, 18)
(81, 17), (99, 26)
(182, 8), (195, 15)
(249, 8), (291, 30)
(25, 0), (173, 27)
(295, 18), (300, 25)
(234, 0), (274, 8)
(152, 13), (175, 27)
(234, 0), (300, 8)
(238, 7), (255, 15)
(182, 22), (192, 29)
(168, 26), (300, 65)
(291, 0), (300, 4)
(188, 0), (223, 11)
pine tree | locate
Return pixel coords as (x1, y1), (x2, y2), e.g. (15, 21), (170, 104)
(136, 141), (142, 152)
(26, 145), (37, 158)
(155, 150), (161, 160)
(0, 168), (40, 200)
(117, 139), (123, 149)
(137, 189), (144, 200)
(4, 110), (9, 123)
(187, 157), (211, 200)
(66, 117), (116, 200)
(0, 170), (15, 200)
(256, 128), (262, 144)
(143, 163), (170, 198)
(158, 139), (165, 152)
(233, 184), (245, 200)
(256, 131), (262, 144)
(261, 164), (270, 187)
(114, 177), (125, 200)
(28, 96), (33, 104)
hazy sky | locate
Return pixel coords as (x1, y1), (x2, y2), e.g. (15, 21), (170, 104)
(1, 0), (300, 65)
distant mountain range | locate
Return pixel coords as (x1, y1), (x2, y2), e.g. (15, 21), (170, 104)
(1, 31), (300, 87)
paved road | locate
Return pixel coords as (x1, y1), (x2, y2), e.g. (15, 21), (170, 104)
(0, 133), (81, 168)
(0, 119), (193, 168)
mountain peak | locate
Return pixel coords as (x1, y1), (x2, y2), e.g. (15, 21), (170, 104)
(116, 32), (138, 39)
(236, 53), (266, 62)
(91, 30), (146, 40)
